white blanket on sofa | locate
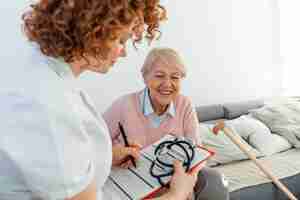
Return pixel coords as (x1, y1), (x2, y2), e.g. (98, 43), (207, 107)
(214, 148), (300, 192)
(249, 100), (300, 148)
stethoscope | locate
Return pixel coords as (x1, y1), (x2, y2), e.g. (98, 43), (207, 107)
(149, 137), (195, 187)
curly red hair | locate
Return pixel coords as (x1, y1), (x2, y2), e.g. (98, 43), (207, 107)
(22, 0), (166, 62)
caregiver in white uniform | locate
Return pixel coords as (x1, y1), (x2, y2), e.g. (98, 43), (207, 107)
(0, 0), (204, 200)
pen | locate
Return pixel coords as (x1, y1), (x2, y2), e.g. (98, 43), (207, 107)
(118, 122), (137, 168)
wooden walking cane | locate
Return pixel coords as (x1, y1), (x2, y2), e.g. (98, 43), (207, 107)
(212, 121), (298, 200)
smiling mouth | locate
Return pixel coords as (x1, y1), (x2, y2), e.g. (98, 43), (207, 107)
(158, 90), (174, 96)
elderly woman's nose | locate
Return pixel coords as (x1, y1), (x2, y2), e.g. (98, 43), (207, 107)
(161, 77), (173, 86)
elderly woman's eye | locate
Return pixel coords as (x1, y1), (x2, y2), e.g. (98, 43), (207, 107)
(155, 75), (164, 78)
(172, 76), (181, 80)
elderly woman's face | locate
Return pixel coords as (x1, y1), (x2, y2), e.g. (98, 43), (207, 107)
(145, 60), (183, 107)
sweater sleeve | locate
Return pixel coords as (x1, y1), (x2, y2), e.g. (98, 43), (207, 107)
(102, 97), (124, 145)
(182, 97), (202, 145)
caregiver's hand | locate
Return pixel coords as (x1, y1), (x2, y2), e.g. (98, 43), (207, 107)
(112, 142), (141, 168)
(154, 160), (205, 200)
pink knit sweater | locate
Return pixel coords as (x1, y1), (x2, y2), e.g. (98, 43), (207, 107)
(103, 90), (200, 148)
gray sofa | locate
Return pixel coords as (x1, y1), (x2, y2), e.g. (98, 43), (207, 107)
(195, 100), (300, 200)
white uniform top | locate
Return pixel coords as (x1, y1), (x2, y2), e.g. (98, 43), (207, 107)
(0, 46), (112, 200)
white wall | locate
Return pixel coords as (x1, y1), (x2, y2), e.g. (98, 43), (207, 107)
(279, 0), (300, 96)
(78, 0), (283, 112)
(1, 0), (283, 113)
(0, 2), (26, 61)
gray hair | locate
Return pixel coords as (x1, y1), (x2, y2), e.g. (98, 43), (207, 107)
(141, 48), (187, 79)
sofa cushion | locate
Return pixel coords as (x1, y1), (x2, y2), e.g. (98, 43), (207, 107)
(225, 115), (271, 139)
(225, 115), (292, 156)
(199, 124), (261, 165)
(196, 104), (225, 122)
(250, 100), (300, 148)
(223, 100), (264, 119)
(249, 133), (292, 156)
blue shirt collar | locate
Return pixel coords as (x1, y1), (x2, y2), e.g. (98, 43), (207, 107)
(140, 88), (176, 117)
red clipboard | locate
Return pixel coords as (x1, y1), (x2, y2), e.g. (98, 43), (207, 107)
(108, 136), (215, 200)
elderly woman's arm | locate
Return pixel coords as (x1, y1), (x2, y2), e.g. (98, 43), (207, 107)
(103, 97), (124, 145)
(183, 97), (202, 145)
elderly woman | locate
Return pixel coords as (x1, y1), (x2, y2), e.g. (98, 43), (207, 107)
(0, 1), (203, 200)
(103, 48), (229, 200)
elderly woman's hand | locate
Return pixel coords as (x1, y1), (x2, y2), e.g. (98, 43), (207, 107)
(112, 142), (141, 168)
